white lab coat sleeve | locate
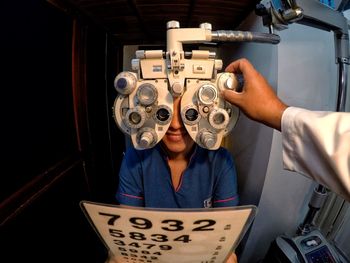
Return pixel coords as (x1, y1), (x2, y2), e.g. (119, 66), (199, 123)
(281, 106), (350, 202)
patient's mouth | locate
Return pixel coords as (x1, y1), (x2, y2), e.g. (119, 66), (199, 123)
(166, 132), (184, 142)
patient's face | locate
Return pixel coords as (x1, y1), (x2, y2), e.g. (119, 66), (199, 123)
(161, 96), (194, 156)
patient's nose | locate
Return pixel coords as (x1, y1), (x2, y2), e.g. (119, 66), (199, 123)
(169, 97), (183, 130)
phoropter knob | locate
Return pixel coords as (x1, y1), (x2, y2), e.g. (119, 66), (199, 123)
(139, 131), (155, 148)
(199, 130), (217, 149)
(137, 128), (158, 149)
(217, 72), (244, 92)
(114, 72), (137, 95)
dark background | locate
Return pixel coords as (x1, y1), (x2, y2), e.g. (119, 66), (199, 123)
(0, 0), (124, 261)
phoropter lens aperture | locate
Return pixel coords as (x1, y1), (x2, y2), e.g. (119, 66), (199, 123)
(213, 112), (225, 125)
(124, 106), (146, 129)
(185, 108), (199, 122)
(156, 108), (170, 122)
(129, 112), (142, 124)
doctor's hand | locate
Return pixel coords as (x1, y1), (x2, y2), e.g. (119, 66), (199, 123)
(222, 58), (288, 131)
(226, 252), (238, 263)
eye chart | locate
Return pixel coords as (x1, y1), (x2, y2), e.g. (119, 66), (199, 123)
(81, 201), (256, 263)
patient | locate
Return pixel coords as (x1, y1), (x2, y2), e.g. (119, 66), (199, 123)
(116, 96), (239, 262)
(117, 96), (239, 208)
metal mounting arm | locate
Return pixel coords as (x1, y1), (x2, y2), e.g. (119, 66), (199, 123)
(261, 0), (349, 64)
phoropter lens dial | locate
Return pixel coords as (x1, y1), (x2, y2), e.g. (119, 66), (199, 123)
(124, 106), (146, 129)
(198, 84), (217, 105)
(137, 83), (158, 106)
(208, 108), (230, 130)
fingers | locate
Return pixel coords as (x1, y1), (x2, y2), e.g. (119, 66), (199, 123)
(225, 252), (238, 263)
(223, 59), (252, 107)
(225, 58), (256, 77)
(225, 60), (241, 74)
(221, 89), (242, 107)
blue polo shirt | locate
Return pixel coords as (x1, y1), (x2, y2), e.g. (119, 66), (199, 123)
(116, 144), (239, 208)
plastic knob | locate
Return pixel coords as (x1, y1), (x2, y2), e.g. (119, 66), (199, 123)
(217, 72), (244, 92)
(225, 77), (233, 89)
(139, 131), (155, 148)
(172, 82), (183, 97)
(114, 72), (137, 95)
(131, 59), (140, 70)
(199, 22), (212, 30)
(200, 131), (217, 149)
(167, 21), (180, 29)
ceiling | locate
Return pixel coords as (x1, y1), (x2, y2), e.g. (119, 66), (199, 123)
(61, 0), (260, 43)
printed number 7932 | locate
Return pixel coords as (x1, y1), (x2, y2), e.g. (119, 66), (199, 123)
(98, 212), (216, 231)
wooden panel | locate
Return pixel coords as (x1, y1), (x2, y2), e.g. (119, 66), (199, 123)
(63, 0), (259, 43)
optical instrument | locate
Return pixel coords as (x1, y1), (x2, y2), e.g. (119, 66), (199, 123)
(113, 21), (280, 150)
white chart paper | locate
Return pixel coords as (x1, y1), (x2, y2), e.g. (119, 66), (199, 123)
(81, 201), (257, 263)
